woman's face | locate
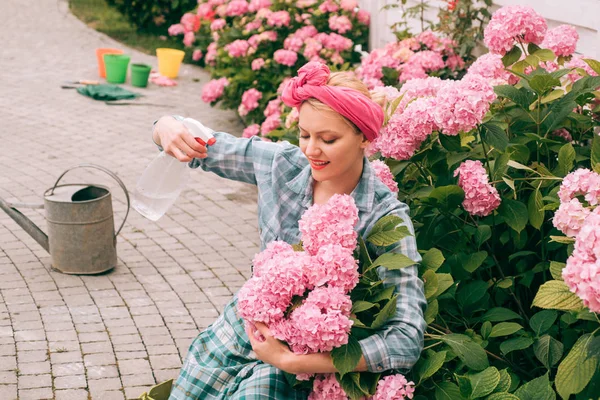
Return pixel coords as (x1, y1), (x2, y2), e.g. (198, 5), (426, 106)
(298, 102), (368, 183)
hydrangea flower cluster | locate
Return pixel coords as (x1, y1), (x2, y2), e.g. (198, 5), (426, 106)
(553, 169), (600, 237)
(483, 5), (547, 55)
(540, 25), (579, 57)
(371, 374), (416, 400)
(238, 88), (263, 116)
(201, 77), (230, 103)
(370, 160), (399, 194)
(562, 208), (600, 313)
(355, 30), (464, 89)
(454, 160), (502, 217)
(464, 53), (518, 86)
(238, 194), (359, 356)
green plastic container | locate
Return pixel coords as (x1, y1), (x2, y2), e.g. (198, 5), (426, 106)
(131, 63), (152, 88)
(104, 54), (130, 84)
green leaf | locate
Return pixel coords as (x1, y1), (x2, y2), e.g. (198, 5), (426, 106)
(371, 294), (397, 329)
(528, 189), (545, 230)
(587, 336), (600, 359)
(550, 261), (566, 281)
(557, 143), (576, 177)
(367, 229), (410, 247)
(534, 335), (564, 369)
(549, 235), (576, 245)
(514, 373), (556, 400)
(457, 280), (488, 309)
(338, 373), (370, 400)
(533, 49), (556, 62)
(424, 298), (438, 324)
(369, 285), (395, 303)
(369, 215), (404, 235)
(494, 369), (512, 393)
(331, 336), (362, 377)
(507, 160), (535, 172)
(497, 278), (513, 289)
(423, 270), (439, 300)
(592, 132), (600, 174)
(540, 89), (564, 104)
(435, 382), (465, 400)
(365, 252), (415, 274)
(583, 58), (600, 75)
(532, 280), (584, 311)
(489, 322), (523, 338)
(481, 321), (492, 340)
(540, 95), (578, 134)
(493, 152), (511, 181)
(487, 393), (520, 400)
(462, 251), (488, 273)
(498, 200), (529, 233)
(435, 273), (454, 297)
(351, 301), (377, 314)
(440, 333), (489, 371)
(483, 307), (522, 322)
(530, 74), (561, 95)
(500, 337), (534, 355)
(502, 46), (522, 67)
(468, 367), (500, 398)
(422, 248), (445, 272)
(529, 310), (558, 337)
(429, 185), (465, 211)
(440, 134), (463, 152)
(494, 85), (535, 109)
(416, 350), (447, 382)
(482, 123), (509, 151)
(475, 225), (492, 248)
(556, 334), (598, 400)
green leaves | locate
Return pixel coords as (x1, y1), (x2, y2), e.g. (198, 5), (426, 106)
(514, 373), (556, 400)
(549, 261), (565, 281)
(527, 189), (544, 230)
(502, 46), (522, 67)
(415, 350), (446, 383)
(331, 336), (362, 377)
(429, 185), (465, 211)
(421, 248), (445, 272)
(364, 253), (415, 274)
(556, 143), (575, 177)
(458, 367), (501, 398)
(498, 200), (529, 233)
(440, 333), (489, 371)
(592, 132), (600, 174)
(366, 216), (412, 247)
(534, 335), (564, 369)
(532, 280), (584, 311)
(555, 334), (599, 399)
(529, 74), (561, 95)
(489, 322), (523, 338)
(481, 123), (509, 151)
(483, 307), (522, 322)
(529, 310), (558, 337)
(500, 337), (534, 355)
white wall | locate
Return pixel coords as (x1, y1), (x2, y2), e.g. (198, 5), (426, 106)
(359, 0), (600, 58)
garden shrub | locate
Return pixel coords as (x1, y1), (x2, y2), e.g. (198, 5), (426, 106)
(106, 0), (198, 33)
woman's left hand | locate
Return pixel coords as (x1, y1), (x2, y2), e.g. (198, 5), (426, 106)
(246, 322), (296, 373)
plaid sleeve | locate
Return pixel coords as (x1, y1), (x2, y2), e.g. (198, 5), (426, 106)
(188, 131), (288, 185)
(358, 202), (427, 373)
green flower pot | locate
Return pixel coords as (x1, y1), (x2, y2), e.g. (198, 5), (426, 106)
(131, 63), (152, 88)
(104, 54), (130, 84)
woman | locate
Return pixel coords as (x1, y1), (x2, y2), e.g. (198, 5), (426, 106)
(152, 62), (427, 399)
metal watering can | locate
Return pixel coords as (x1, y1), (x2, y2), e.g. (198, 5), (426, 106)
(0, 164), (130, 274)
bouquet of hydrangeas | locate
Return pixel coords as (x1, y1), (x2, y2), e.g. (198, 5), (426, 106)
(237, 189), (417, 399)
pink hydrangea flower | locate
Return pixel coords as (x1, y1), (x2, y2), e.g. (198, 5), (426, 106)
(552, 128), (573, 142)
(299, 194), (359, 255)
(225, 0), (249, 16)
(245, 20), (262, 31)
(553, 198), (591, 237)
(181, 13), (201, 32)
(329, 15), (352, 34)
(210, 18), (226, 31)
(297, 0), (317, 7)
(267, 10), (291, 27)
(446, 54), (466, 71)
(371, 374), (416, 400)
(168, 23), (185, 36)
(541, 25), (579, 57)
(284, 36), (305, 52)
(295, 26), (319, 40)
(248, 0), (272, 12)
(205, 42), (218, 65)
(484, 5), (547, 55)
(201, 77), (229, 103)
(261, 112), (281, 135)
(308, 374), (347, 400)
(183, 31), (195, 47)
(375, 97), (437, 160)
(565, 55), (599, 83)
(465, 53), (516, 85)
(563, 209), (600, 313)
(397, 77), (444, 110)
(303, 38), (324, 59)
(192, 49), (203, 61)
(197, 3), (214, 19)
(357, 9), (370, 25)
(225, 39), (250, 57)
(264, 97), (282, 116)
(251, 58), (265, 70)
(306, 244), (359, 292)
(371, 160), (399, 194)
(340, 0), (358, 11)
(274, 49), (298, 67)
(319, 0), (339, 13)
(285, 107), (300, 128)
(454, 160), (501, 217)
(238, 88), (263, 116)
(558, 168), (600, 206)
(321, 33), (354, 52)
(243, 124), (261, 139)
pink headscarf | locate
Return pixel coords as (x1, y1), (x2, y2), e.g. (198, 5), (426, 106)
(281, 62), (384, 142)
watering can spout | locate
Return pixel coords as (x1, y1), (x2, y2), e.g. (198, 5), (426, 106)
(0, 197), (49, 252)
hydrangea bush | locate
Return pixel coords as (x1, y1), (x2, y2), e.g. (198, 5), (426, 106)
(367, 5), (600, 399)
(168, 0), (369, 131)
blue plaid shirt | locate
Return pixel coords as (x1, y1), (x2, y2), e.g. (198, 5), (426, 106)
(189, 131), (427, 373)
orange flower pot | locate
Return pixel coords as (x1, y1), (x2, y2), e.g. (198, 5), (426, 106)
(96, 48), (124, 78)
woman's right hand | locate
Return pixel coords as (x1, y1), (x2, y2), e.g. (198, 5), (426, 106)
(153, 116), (208, 162)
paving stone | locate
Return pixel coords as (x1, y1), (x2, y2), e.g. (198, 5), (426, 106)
(17, 387), (53, 400)
(18, 373), (52, 389)
(18, 361), (51, 375)
(84, 353), (117, 367)
(54, 374), (87, 389)
(54, 389), (90, 400)
(0, 384), (17, 400)
(87, 365), (120, 380)
(52, 362), (85, 376)
(149, 354), (182, 370)
(117, 359), (152, 375)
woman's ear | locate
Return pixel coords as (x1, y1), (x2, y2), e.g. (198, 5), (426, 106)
(360, 136), (370, 149)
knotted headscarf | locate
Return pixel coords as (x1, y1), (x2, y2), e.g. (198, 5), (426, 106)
(281, 62), (384, 142)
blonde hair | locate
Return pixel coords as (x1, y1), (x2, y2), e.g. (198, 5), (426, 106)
(304, 71), (387, 136)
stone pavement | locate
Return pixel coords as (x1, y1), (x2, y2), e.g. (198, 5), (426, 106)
(0, 0), (261, 398)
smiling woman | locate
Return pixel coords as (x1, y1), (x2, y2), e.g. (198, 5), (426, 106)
(149, 61), (426, 399)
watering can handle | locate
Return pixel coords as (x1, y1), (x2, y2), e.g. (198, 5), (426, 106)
(48, 163), (130, 237)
